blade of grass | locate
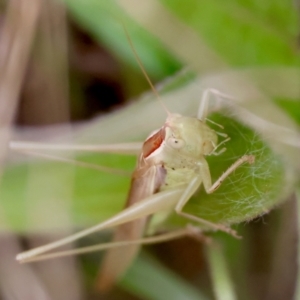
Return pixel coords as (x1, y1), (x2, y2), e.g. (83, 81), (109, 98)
(61, 0), (181, 79)
(205, 243), (237, 300)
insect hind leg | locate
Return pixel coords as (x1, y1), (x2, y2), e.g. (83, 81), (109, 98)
(18, 226), (206, 263)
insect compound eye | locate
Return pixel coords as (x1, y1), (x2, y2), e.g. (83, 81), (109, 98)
(167, 137), (185, 149)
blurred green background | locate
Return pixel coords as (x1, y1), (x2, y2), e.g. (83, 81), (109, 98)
(0, 0), (299, 299)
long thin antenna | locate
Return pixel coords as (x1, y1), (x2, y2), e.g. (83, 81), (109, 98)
(121, 22), (170, 116)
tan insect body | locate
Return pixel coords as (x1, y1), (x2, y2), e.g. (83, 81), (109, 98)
(147, 114), (218, 191)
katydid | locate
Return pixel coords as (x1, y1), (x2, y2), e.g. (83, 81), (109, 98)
(11, 24), (255, 292)
(12, 94), (254, 290)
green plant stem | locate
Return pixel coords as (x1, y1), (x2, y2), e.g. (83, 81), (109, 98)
(205, 243), (237, 300)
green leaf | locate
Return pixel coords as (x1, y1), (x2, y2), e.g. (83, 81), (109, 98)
(160, 0), (298, 66)
(274, 98), (300, 125)
(62, 0), (181, 79)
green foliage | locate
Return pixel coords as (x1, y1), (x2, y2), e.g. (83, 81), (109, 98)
(185, 114), (286, 225)
(2, 0), (299, 299)
(63, 0), (181, 78)
(161, 0), (298, 65)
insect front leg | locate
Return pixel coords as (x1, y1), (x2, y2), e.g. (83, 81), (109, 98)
(174, 176), (239, 237)
(175, 155), (255, 237)
(203, 155), (255, 193)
